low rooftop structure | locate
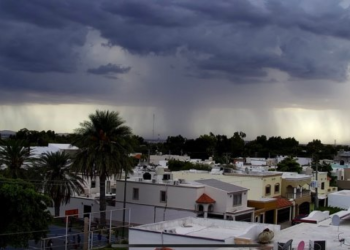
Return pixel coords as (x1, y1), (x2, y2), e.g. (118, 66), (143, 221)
(129, 217), (281, 250)
(328, 190), (350, 209)
(272, 216), (350, 249)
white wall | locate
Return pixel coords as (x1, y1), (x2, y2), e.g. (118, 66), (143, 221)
(114, 202), (197, 225)
(116, 180), (204, 210)
(328, 192), (350, 209)
(129, 229), (224, 250)
(202, 186), (228, 213)
(171, 171), (267, 200)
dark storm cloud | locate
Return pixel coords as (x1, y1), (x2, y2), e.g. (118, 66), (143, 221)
(97, 0), (350, 82)
(1, 0), (350, 103)
(87, 63), (131, 76)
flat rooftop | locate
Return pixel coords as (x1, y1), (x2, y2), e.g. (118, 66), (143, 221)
(272, 218), (350, 249)
(118, 179), (205, 188)
(132, 217), (280, 242)
(331, 190), (350, 197)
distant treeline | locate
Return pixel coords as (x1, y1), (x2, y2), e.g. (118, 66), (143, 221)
(2, 129), (348, 163)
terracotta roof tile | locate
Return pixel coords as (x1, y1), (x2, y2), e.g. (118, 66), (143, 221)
(134, 154), (142, 159)
(275, 196), (292, 208)
(196, 193), (216, 204)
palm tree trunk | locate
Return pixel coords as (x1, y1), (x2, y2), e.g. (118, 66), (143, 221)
(99, 173), (107, 227)
(54, 202), (60, 217)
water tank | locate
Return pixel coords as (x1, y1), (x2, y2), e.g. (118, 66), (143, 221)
(155, 166), (164, 175)
(143, 172), (152, 180)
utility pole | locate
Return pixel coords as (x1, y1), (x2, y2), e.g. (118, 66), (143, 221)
(315, 160), (319, 210)
(83, 217), (89, 250)
(122, 168), (128, 239)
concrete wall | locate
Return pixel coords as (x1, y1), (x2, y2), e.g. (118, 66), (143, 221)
(116, 180), (203, 210)
(337, 180), (350, 190)
(202, 186), (230, 213)
(129, 229), (224, 250)
(328, 192), (350, 209)
(114, 202), (197, 225)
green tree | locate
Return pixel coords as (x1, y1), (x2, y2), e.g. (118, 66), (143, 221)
(164, 135), (186, 155)
(72, 110), (134, 226)
(38, 151), (85, 216)
(0, 177), (52, 248)
(0, 140), (33, 179)
(277, 156), (302, 173)
(230, 132), (246, 157)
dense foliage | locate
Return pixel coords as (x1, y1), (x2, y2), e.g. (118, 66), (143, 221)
(277, 157), (302, 173)
(0, 177), (51, 248)
(0, 139), (33, 179)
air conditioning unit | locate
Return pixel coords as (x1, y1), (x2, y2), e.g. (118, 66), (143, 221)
(179, 179), (185, 184)
(174, 181), (179, 185)
(138, 178), (143, 182)
(152, 179), (157, 183)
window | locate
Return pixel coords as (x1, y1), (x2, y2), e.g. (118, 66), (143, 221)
(160, 190), (167, 202)
(233, 194), (242, 206)
(265, 185), (271, 195)
(321, 182), (325, 190)
(91, 178), (96, 188)
(274, 184), (280, 193)
(132, 188), (139, 200)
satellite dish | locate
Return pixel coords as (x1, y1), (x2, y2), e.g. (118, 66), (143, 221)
(332, 215), (341, 226)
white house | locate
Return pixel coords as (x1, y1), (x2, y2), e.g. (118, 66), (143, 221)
(113, 176), (254, 225)
(127, 217), (281, 250)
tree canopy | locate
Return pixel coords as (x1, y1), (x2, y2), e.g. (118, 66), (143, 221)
(277, 157), (302, 173)
(0, 177), (51, 248)
(72, 110), (134, 226)
(38, 151), (85, 216)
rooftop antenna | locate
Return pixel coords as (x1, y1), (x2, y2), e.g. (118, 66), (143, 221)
(152, 114), (155, 140)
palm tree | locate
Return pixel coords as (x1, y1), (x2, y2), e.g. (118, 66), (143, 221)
(38, 151), (85, 216)
(72, 110), (134, 226)
(0, 139), (32, 179)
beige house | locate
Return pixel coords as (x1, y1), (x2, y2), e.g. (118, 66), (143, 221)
(281, 173), (312, 216)
(172, 171), (283, 200)
(172, 171), (294, 224)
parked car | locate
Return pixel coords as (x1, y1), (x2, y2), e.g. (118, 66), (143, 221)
(291, 214), (308, 225)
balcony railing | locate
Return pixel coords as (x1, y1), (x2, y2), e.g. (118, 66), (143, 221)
(286, 190), (311, 199)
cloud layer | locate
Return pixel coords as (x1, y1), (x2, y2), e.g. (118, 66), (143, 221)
(1, 0), (350, 142)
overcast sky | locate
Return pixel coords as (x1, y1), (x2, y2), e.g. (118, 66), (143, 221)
(1, 0), (350, 143)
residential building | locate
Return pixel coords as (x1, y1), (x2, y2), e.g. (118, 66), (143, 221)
(271, 212), (350, 249)
(172, 170), (297, 225)
(281, 172), (311, 215)
(308, 171), (338, 206)
(150, 155), (190, 165)
(335, 150), (350, 163)
(114, 176), (254, 225)
(128, 217), (281, 250)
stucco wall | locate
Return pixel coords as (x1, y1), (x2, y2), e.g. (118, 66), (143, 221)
(116, 180), (203, 210)
(328, 192), (350, 209)
(129, 228), (224, 250)
(114, 202), (197, 225)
